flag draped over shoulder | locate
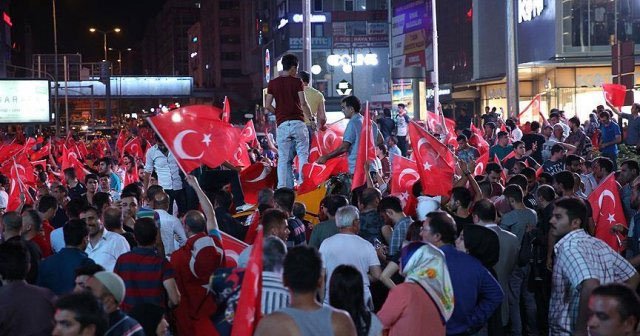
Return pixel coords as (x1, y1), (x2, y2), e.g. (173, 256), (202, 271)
(588, 173), (627, 252)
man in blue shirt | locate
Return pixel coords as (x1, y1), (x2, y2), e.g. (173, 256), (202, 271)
(421, 212), (503, 335)
(598, 111), (622, 170)
(316, 95), (383, 174)
(37, 219), (95, 295)
(489, 131), (513, 161)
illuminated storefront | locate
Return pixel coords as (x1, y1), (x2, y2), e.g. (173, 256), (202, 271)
(461, 0), (640, 120)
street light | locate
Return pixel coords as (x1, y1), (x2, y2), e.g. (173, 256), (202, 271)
(108, 47), (132, 74)
(89, 27), (121, 61)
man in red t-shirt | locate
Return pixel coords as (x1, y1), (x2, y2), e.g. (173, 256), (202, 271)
(265, 54), (314, 188)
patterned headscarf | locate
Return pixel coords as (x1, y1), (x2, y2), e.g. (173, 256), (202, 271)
(401, 242), (455, 321)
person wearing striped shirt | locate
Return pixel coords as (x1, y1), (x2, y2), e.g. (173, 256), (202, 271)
(261, 236), (290, 315)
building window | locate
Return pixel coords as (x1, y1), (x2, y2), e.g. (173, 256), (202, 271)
(221, 69), (243, 77)
(314, 0), (322, 12)
(313, 23), (323, 37)
(345, 0), (353, 11)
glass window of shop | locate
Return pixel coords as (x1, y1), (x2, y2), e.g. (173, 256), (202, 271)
(562, 0), (640, 53)
(323, 48), (389, 102)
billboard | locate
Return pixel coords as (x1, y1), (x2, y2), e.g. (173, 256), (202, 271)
(0, 80), (50, 124)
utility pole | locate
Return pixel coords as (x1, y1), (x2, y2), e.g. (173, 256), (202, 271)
(52, 0), (60, 136)
(431, 0), (440, 115)
(302, 0), (312, 80)
(506, 0), (519, 119)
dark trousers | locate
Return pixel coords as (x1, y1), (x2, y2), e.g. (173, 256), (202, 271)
(166, 188), (187, 217)
(397, 135), (408, 156)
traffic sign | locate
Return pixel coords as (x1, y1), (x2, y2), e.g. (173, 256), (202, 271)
(336, 80), (353, 96)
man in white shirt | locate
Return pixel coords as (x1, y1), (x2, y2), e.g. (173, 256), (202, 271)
(319, 205), (381, 309)
(152, 191), (187, 257)
(144, 137), (185, 216)
(81, 206), (130, 271)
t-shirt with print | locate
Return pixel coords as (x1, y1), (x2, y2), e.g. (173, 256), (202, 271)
(267, 76), (305, 126)
(543, 159), (565, 175)
(395, 113), (409, 136)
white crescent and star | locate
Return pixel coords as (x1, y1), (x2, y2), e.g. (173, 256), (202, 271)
(598, 190), (616, 209)
(308, 162), (327, 177)
(474, 162), (484, 175)
(246, 165), (271, 183)
(323, 130), (337, 150)
(173, 130), (204, 160)
(398, 168), (419, 188)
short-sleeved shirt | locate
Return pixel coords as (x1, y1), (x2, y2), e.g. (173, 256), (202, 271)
(456, 146), (480, 164)
(503, 156), (538, 174)
(358, 210), (385, 244)
(308, 219), (338, 248)
(395, 113), (409, 136)
(542, 159), (565, 175)
(114, 247), (175, 312)
(521, 132), (546, 163)
(85, 228), (131, 272)
(377, 117), (396, 139)
(303, 86), (324, 124)
(343, 113), (380, 174)
(267, 76), (305, 126)
(500, 208), (537, 244)
(489, 144), (513, 161)
(549, 229), (637, 335)
(287, 217), (307, 247)
(599, 121), (621, 155)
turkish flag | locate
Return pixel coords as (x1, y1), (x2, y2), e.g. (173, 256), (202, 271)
(309, 119), (349, 162)
(2, 159), (35, 210)
(352, 103), (376, 190)
(408, 122), (455, 197)
(501, 150), (516, 163)
(240, 162), (277, 205)
(93, 139), (110, 159)
(298, 156), (349, 194)
(229, 142), (252, 168)
(30, 143), (50, 161)
(518, 94), (543, 124)
(146, 106), (242, 173)
(493, 155), (508, 184)
(231, 228), (263, 336)
(240, 120), (259, 147)
(116, 129), (127, 153)
(474, 151), (490, 176)
(220, 230), (249, 268)
(588, 173), (627, 252)
(61, 146), (88, 182)
(222, 96), (231, 123)
(535, 165), (543, 178)
(602, 83), (627, 108)
(123, 165), (139, 187)
(470, 125), (490, 156)
(77, 142), (89, 159)
(391, 155), (419, 196)
(122, 137), (144, 159)
(0, 142), (25, 164)
(14, 154), (36, 186)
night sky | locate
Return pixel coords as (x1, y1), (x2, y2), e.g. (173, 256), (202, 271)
(9, 0), (165, 64)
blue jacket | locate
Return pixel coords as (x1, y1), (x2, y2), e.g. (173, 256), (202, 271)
(37, 247), (95, 295)
(440, 244), (504, 335)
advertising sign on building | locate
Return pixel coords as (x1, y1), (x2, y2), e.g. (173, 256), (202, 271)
(289, 37), (332, 49)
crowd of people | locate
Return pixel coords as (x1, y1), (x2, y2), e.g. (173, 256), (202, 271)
(1, 52), (640, 336)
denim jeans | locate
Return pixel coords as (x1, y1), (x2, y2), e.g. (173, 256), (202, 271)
(276, 120), (309, 188)
(508, 265), (539, 336)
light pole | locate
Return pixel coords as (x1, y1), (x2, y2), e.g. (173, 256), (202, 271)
(52, 0), (60, 136)
(108, 47), (132, 75)
(89, 27), (121, 61)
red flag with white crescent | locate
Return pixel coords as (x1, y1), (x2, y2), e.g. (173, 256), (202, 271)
(122, 137), (144, 160)
(240, 162), (277, 205)
(116, 129), (127, 153)
(61, 146), (88, 181)
(220, 230), (249, 268)
(352, 102), (376, 190)
(390, 155), (419, 196)
(518, 94), (543, 124)
(309, 119), (349, 162)
(588, 173), (627, 252)
(474, 151), (489, 176)
(240, 120), (259, 147)
(231, 228), (263, 336)
(602, 83), (627, 109)
(30, 143), (51, 161)
(298, 156), (348, 194)
(146, 105), (242, 173)
(408, 122), (455, 197)
(470, 125), (490, 156)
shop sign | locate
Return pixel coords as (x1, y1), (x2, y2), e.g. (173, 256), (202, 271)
(518, 0), (544, 23)
(393, 0), (428, 36)
(289, 37), (332, 49)
(487, 85), (507, 99)
(403, 30), (426, 55)
(367, 22), (388, 35)
(333, 35), (388, 48)
(264, 49), (271, 83)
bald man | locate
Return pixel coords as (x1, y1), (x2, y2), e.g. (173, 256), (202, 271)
(153, 192), (187, 257)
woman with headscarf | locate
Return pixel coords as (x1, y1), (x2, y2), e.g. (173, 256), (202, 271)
(377, 242), (454, 336)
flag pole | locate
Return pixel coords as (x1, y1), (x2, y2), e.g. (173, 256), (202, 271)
(431, 0), (439, 121)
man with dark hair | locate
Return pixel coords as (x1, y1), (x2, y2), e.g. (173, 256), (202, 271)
(37, 194), (57, 252)
(421, 211), (503, 335)
(619, 160), (640, 222)
(37, 219), (95, 295)
(503, 140), (539, 175)
(1, 211), (41, 284)
(299, 70), (327, 133)
(53, 291), (108, 336)
(448, 186), (475, 234)
(549, 197), (639, 335)
(170, 175), (224, 336)
(143, 136), (185, 216)
(376, 108), (395, 142)
(542, 143), (566, 175)
(114, 217), (179, 312)
(521, 121), (545, 163)
(472, 199), (519, 329)
(255, 245), (357, 336)
(565, 116), (592, 157)
(357, 187), (384, 244)
(120, 191), (139, 231)
(22, 208), (53, 258)
(609, 102), (640, 150)
(489, 131), (513, 161)
(82, 206), (130, 272)
(274, 187), (306, 246)
(98, 173), (120, 201)
(309, 194), (349, 248)
(97, 157), (122, 193)
(103, 206), (137, 248)
(598, 111), (622, 171)
(587, 283), (640, 336)
(50, 183), (69, 229)
(455, 133), (480, 164)
(92, 191), (113, 216)
(238, 208), (291, 268)
(486, 162), (504, 186)
(565, 154), (583, 173)
(265, 53), (314, 189)
(213, 189), (246, 241)
(82, 173), (99, 205)
(73, 263), (105, 293)
(317, 95), (383, 177)
(394, 103), (410, 156)
(0, 241), (56, 335)
(378, 195), (412, 262)
(64, 167), (87, 200)
(481, 106), (499, 126)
